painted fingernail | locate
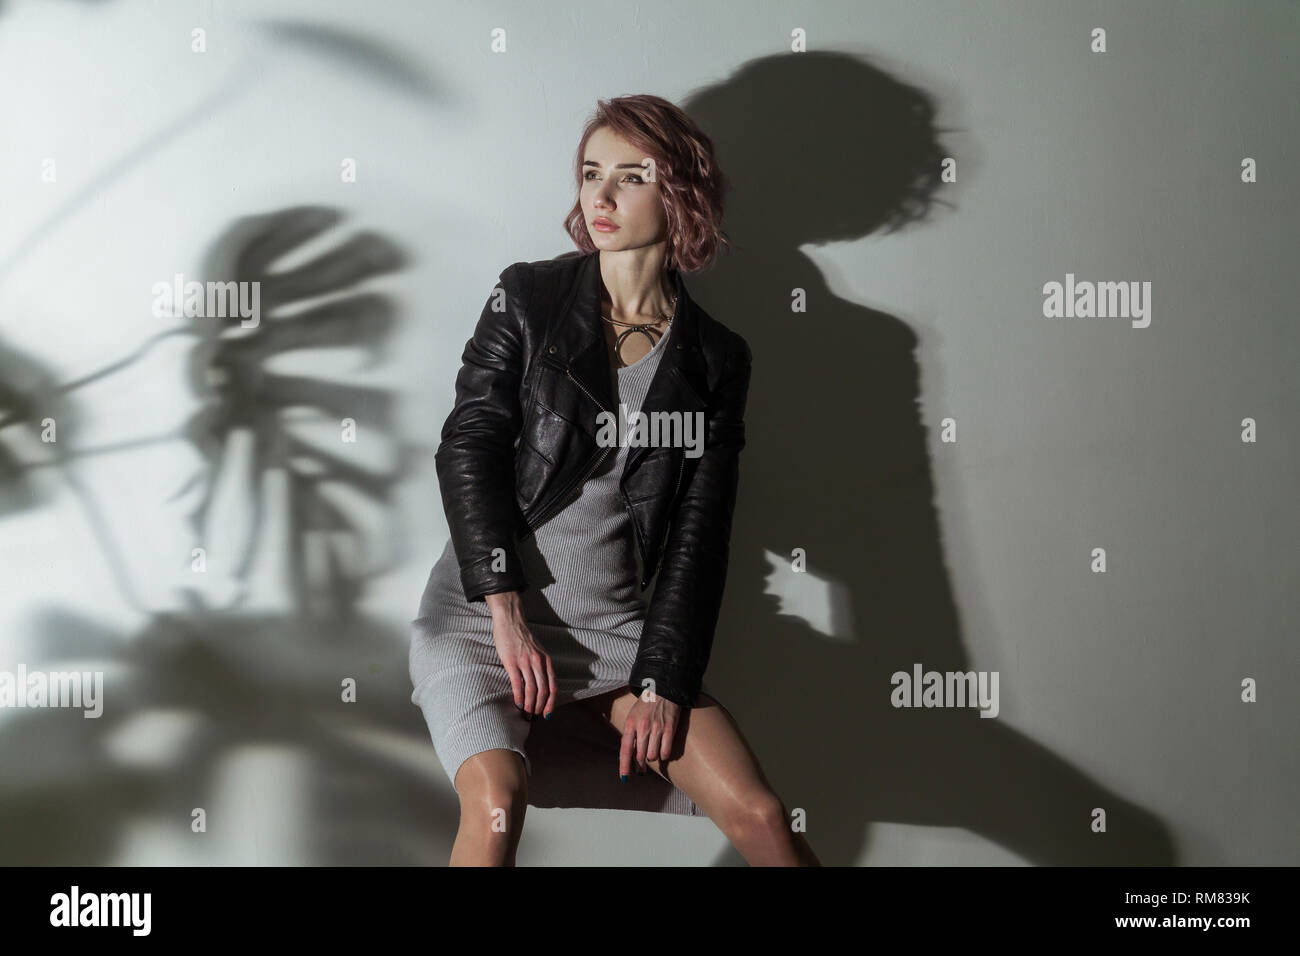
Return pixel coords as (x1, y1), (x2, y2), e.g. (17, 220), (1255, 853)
(544, 711), (552, 720)
(619, 774), (628, 782)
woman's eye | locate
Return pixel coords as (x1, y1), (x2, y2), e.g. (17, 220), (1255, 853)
(583, 171), (644, 184)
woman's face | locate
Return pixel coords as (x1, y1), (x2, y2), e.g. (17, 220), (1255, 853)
(580, 126), (669, 253)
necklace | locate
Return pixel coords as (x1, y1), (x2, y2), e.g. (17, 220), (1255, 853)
(599, 292), (678, 368)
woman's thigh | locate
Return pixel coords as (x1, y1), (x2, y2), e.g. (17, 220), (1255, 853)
(579, 689), (781, 822)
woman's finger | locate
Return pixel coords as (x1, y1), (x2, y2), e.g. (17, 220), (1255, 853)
(543, 654), (558, 718)
(527, 653), (547, 716)
(502, 659), (526, 712)
(636, 720), (653, 774)
(657, 718), (675, 762)
(521, 661), (537, 716)
(619, 721), (636, 781)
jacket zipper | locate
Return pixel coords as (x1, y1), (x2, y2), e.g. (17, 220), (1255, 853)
(521, 364), (683, 589)
(641, 453), (685, 590)
(524, 444), (611, 534)
(646, 366), (696, 582)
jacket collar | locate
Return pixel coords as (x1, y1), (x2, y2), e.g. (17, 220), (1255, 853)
(548, 251), (710, 476)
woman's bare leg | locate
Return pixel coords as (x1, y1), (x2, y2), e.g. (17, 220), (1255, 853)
(449, 748), (529, 866)
(584, 690), (821, 866)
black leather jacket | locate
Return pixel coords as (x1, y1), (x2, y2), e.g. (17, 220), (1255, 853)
(434, 250), (752, 707)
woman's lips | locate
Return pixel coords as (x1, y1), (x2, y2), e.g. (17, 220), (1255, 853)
(592, 219), (619, 232)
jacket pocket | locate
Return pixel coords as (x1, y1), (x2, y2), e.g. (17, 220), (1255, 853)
(515, 362), (593, 515)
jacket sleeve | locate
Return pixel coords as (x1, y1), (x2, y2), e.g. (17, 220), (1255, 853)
(628, 333), (753, 707)
(434, 262), (533, 602)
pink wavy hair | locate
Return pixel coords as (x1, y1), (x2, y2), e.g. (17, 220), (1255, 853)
(562, 94), (730, 273)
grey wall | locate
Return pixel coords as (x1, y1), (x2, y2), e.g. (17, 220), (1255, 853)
(0, 0), (1294, 865)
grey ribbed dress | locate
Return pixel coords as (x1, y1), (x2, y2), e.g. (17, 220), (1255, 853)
(409, 317), (720, 817)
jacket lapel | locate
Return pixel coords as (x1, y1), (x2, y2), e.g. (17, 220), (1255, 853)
(624, 266), (709, 478)
(545, 251), (711, 477)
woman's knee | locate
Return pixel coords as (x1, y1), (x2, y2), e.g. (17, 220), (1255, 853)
(454, 749), (528, 815)
(722, 789), (789, 843)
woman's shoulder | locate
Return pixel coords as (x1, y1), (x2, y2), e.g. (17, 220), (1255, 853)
(691, 301), (753, 371)
(506, 250), (591, 279)
(493, 254), (751, 367)
(493, 252), (591, 306)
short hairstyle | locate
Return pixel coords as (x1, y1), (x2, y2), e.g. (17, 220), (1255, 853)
(563, 94), (730, 273)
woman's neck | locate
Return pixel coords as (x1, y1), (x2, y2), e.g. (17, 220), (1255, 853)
(598, 253), (675, 319)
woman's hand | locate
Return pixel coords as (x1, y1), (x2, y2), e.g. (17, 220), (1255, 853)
(620, 691), (682, 778)
(486, 591), (555, 719)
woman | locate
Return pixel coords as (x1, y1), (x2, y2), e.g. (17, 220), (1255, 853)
(409, 94), (819, 866)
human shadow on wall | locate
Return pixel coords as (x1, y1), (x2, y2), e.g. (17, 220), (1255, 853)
(0, 26), (1179, 865)
(680, 52), (1179, 866)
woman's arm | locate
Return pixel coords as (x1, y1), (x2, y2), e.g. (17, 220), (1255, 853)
(629, 331), (754, 707)
(434, 262), (533, 602)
